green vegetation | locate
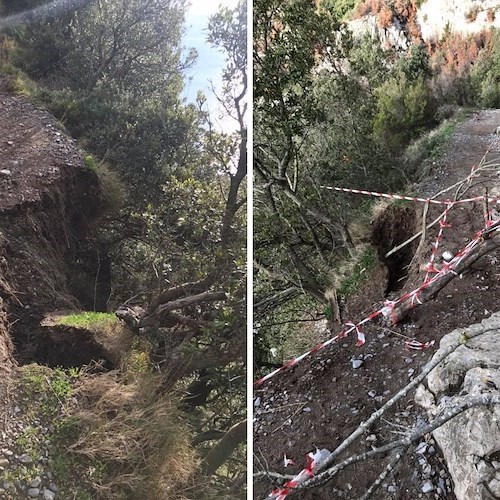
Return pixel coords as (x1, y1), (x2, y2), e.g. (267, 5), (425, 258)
(1, 0), (247, 495)
(254, 1), (500, 370)
(338, 246), (376, 298)
(55, 311), (117, 329)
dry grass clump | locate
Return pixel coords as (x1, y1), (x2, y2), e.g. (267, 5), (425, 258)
(70, 371), (198, 499)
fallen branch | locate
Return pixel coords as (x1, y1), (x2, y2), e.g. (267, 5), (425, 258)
(300, 393), (500, 492)
(141, 291), (226, 327)
(407, 199), (429, 270)
(298, 324), (497, 484)
(391, 230), (500, 324)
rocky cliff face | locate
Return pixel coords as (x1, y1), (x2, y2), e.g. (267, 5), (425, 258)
(348, 0), (500, 50)
(0, 77), (107, 365)
(417, 0), (500, 42)
(416, 312), (500, 500)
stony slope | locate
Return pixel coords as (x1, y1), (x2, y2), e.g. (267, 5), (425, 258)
(254, 110), (500, 499)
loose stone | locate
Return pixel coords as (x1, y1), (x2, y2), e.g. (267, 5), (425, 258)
(18, 453), (32, 464)
(30, 477), (42, 488)
(421, 481), (434, 493)
(42, 489), (56, 500)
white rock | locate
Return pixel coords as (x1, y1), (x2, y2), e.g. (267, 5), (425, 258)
(42, 489), (56, 500)
(415, 442), (427, 454)
(416, 313), (500, 500)
(30, 477), (41, 488)
(28, 488), (40, 498)
(351, 359), (363, 369)
(442, 251), (453, 262)
(421, 480), (434, 493)
(0, 169), (11, 177)
(18, 453), (32, 464)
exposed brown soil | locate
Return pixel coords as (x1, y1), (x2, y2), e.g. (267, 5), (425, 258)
(0, 76), (106, 430)
(39, 313), (134, 368)
(254, 109), (500, 500)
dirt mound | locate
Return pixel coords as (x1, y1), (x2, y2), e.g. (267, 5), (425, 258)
(0, 77), (108, 365)
(254, 109), (500, 499)
(39, 313), (134, 368)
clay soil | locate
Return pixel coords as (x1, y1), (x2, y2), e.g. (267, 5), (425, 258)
(0, 77), (101, 430)
(254, 109), (500, 500)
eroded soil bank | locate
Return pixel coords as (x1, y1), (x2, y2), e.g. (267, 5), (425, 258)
(0, 78), (114, 414)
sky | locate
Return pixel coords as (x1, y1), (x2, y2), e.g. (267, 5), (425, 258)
(183, 0), (241, 133)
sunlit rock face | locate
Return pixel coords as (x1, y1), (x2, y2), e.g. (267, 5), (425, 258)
(416, 0), (500, 42)
(415, 312), (500, 500)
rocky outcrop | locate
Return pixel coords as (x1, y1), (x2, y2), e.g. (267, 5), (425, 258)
(417, 0), (500, 42)
(347, 0), (500, 51)
(415, 312), (500, 500)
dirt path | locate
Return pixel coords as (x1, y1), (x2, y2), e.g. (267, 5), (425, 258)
(0, 77), (85, 211)
(254, 109), (500, 500)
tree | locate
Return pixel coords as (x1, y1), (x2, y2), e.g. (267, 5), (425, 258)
(3, 0), (247, 493)
(253, 0), (398, 365)
(113, 0), (248, 489)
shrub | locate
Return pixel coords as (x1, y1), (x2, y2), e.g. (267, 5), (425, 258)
(94, 160), (126, 212)
(377, 4), (393, 27)
(82, 156), (125, 211)
(374, 75), (437, 151)
(83, 155), (97, 172)
(478, 73), (500, 107)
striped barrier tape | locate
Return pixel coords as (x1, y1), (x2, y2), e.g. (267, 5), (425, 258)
(423, 202), (453, 282)
(268, 448), (332, 500)
(254, 228), (486, 387)
(262, 229), (487, 499)
(320, 185), (498, 206)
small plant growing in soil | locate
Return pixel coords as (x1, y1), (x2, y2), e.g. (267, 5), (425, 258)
(83, 154), (97, 172)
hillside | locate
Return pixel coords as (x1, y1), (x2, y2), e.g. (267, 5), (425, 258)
(0, 77), (109, 497)
(254, 109), (500, 499)
(0, 79), (199, 500)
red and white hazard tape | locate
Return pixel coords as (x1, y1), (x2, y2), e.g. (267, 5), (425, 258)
(254, 228), (485, 387)
(423, 202), (453, 282)
(320, 185), (493, 206)
(268, 448), (331, 499)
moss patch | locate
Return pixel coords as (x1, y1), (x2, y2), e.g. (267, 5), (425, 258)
(55, 311), (118, 330)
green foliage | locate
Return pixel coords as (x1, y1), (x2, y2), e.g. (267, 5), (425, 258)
(396, 43), (432, 81)
(338, 246), (376, 297)
(373, 76), (437, 151)
(470, 30), (500, 107)
(83, 154), (96, 172)
(348, 33), (391, 87)
(322, 0), (357, 19)
(56, 311), (117, 329)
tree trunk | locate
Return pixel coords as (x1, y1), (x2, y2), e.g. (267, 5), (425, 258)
(201, 419), (247, 476)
